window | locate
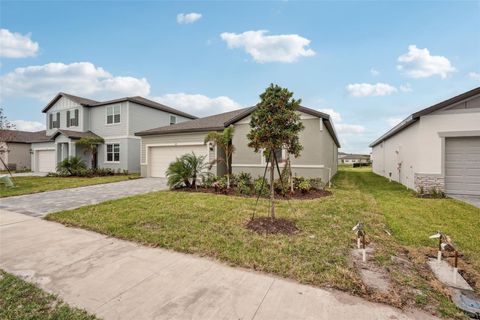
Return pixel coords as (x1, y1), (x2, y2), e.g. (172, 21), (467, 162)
(106, 144), (120, 162)
(261, 148), (284, 164)
(66, 109), (79, 127)
(106, 105), (121, 124)
(48, 112), (60, 129)
(170, 115), (177, 125)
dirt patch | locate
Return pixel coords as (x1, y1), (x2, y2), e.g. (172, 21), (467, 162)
(174, 187), (332, 200)
(245, 217), (299, 235)
(350, 247), (391, 295)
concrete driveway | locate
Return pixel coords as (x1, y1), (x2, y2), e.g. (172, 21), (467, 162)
(448, 194), (480, 208)
(0, 210), (437, 320)
(0, 178), (167, 217)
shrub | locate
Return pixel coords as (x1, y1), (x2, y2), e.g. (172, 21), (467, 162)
(166, 152), (209, 189)
(308, 178), (323, 190)
(92, 168), (114, 176)
(428, 187), (445, 198)
(202, 174), (217, 188)
(236, 179), (253, 196)
(293, 176), (306, 189)
(253, 177), (270, 197)
(56, 156), (87, 176)
(237, 172), (253, 186)
(298, 180), (312, 193)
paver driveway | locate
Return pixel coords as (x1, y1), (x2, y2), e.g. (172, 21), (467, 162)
(0, 178), (167, 217)
(0, 210), (438, 320)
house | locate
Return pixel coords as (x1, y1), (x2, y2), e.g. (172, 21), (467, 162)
(338, 153), (370, 164)
(30, 92), (197, 173)
(136, 106), (340, 183)
(370, 87), (480, 196)
(0, 130), (47, 171)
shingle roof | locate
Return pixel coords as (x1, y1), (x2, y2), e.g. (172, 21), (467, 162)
(50, 130), (102, 140)
(136, 108), (250, 136)
(0, 130), (49, 143)
(369, 86), (480, 148)
(340, 154), (370, 160)
(42, 92), (197, 119)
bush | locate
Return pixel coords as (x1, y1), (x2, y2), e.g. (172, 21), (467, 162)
(166, 152), (209, 189)
(298, 180), (311, 193)
(92, 168), (115, 176)
(293, 176), (306, 190)
(213, 176), (228, 192)
(253, 177), (270, 197)
(56, 156), (87, 176)
(308, 178), (323, 190)
(236, 172), (253, 187)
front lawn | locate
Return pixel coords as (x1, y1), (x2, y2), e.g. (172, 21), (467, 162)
(0, 174), (139, 198)
(0, 270), (97, 320)
(47, 167), (479, 319)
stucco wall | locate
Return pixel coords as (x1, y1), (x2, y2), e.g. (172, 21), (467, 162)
(1, 143), (31, 170)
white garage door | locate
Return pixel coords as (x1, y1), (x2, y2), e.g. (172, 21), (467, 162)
(37, 150), (56, 173)
(445, 137), (480, 195)
(149, 145), (208, 178)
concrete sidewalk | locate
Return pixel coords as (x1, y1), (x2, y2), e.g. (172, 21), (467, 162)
(0, 210), (437, 320)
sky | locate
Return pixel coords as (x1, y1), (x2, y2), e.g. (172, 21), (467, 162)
(0, 1), (479, 153)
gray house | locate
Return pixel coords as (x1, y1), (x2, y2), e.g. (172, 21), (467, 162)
(30, 92), (196, 173)
(136, 106), (340, 183)
(0, 130), (47, 171)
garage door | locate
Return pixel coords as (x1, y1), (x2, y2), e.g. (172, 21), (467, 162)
(445, 137), (480, 195)
(37, 150), (56, 173)
(149, 145), (208, 178)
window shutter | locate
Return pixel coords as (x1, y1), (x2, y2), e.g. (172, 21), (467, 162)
(49, 114), (53, 129)
(75, 109), (79, 126)
(66, 111), (71, 127)
(56, 112), (60, 128)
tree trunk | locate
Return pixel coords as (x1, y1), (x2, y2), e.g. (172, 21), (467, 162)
(269, 151), (275, 219)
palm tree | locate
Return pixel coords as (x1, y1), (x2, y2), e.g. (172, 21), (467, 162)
(204, 125), (235, 188)
(166, 152), (209, 190)
(76, 137), (105, 169)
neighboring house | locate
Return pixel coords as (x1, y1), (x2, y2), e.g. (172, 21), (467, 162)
(30, 92), (196, 173)
(370, 87), (480, 196)
(0, 130), (47, 171)
(136, 106), (340, 183)
(338, 153), (370, 164)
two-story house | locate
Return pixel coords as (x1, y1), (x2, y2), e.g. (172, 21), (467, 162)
(30, 92), (196, 173)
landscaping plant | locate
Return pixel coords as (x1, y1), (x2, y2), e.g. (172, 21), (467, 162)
(56, 156), (87, 176)
(75, 137), (105, 169)
(247, 84), (304, 218)
(204, 125), (235, 189)
(166, 152), (209, 189)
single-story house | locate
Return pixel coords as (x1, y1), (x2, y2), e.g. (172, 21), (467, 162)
(136, 106), (340, 183)
(370, 87), (480, 196)
(338, 153), (370, 164)
(0, 129), (48, 171)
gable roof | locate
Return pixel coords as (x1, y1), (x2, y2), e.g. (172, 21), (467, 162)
(136, 105), (341, 148)
(369, 86), (480, 148)
(340, 153), (370, 160)
(42, 92), (197, 119)
(49, 130), (102, 140)
(0, 130), (49, 143)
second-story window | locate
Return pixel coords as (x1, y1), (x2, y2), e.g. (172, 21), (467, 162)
(50, 112), (60, 129)
(106, 105), (121, 124)
(170, 115), (177, 125)
(66, 109), (79, 127)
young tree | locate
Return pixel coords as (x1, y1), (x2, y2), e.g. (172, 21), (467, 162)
(75, 137), (105, 169)
(247, 84), (304, 218)
(204, 125), (235, 188)
(0, 107), (16, 130)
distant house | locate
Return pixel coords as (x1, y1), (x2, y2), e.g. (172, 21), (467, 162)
(338, 153), (370, 164)
(0, 130), (47, 171)
(370, 87), (480, 196)
(136, 106), (340, 183)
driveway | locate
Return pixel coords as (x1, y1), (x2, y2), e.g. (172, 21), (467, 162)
(448, 194), (480, 208)
(0, 178), (167, 217)
(0, 210), (437, 320)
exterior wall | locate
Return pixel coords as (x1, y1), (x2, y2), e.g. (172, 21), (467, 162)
(128, 102), (191, 136)
(231, 114), (339, 183)
(0, 142), (31, 170)
(88, 101), (128, 137)
(139, 132), (224, 177)
(45, 97), (84, 136)
(371, 94), (480, 192)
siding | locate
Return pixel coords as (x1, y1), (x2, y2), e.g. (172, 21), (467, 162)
(45, 97), (84, 136)
(88, 102), (128, 137)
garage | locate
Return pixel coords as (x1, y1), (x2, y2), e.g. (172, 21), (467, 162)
(149, 144), (208, 177)
(36, 150), (56, 173)
(445, 137), (480, 195)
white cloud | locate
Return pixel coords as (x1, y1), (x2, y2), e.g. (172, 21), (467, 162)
(0, 62), (150, 101)
(370, 68), (380, 76)
(387, 117), (403, 128)
(397, 45), (455, 79)
(399, 83), (413, 92)
(12, 120), (45, 131)
(220, 30), (315, 63)
(346, 83), (397, 97)
(318, 108), (342, 122)
(336, 124), (365, 134)
(177, 13), (202, 24)
(0, 28), (39, 58)
(153, 93), (242, 117)
(468, 72), (480, 80)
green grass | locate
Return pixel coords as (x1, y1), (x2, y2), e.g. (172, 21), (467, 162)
(0, 270), (98, 320)
(0, 174), (139, 198)
(47, 167), (479, 319)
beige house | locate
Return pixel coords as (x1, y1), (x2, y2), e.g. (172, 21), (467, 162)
(0, 130), (47, 171)
(338, 153), (370, 164)
(136, 106), (340, 184)
(370, 87), (480, 196)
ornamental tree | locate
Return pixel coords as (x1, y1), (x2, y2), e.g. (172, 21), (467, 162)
(247, 84), (304, 218)
(76, 137), (105, 169)
(204, 125), (235, 188)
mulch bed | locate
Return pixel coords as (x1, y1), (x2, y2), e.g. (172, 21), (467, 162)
(245, 217), (299, 235)
(174, 187), (332, 200)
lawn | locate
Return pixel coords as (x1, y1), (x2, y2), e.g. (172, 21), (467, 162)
(0, 174), (139, 197)
(47, 167), (479, 319)
(0, 270), (97, 320)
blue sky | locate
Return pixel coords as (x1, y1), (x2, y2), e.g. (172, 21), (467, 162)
(1, 1), (479, 153)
